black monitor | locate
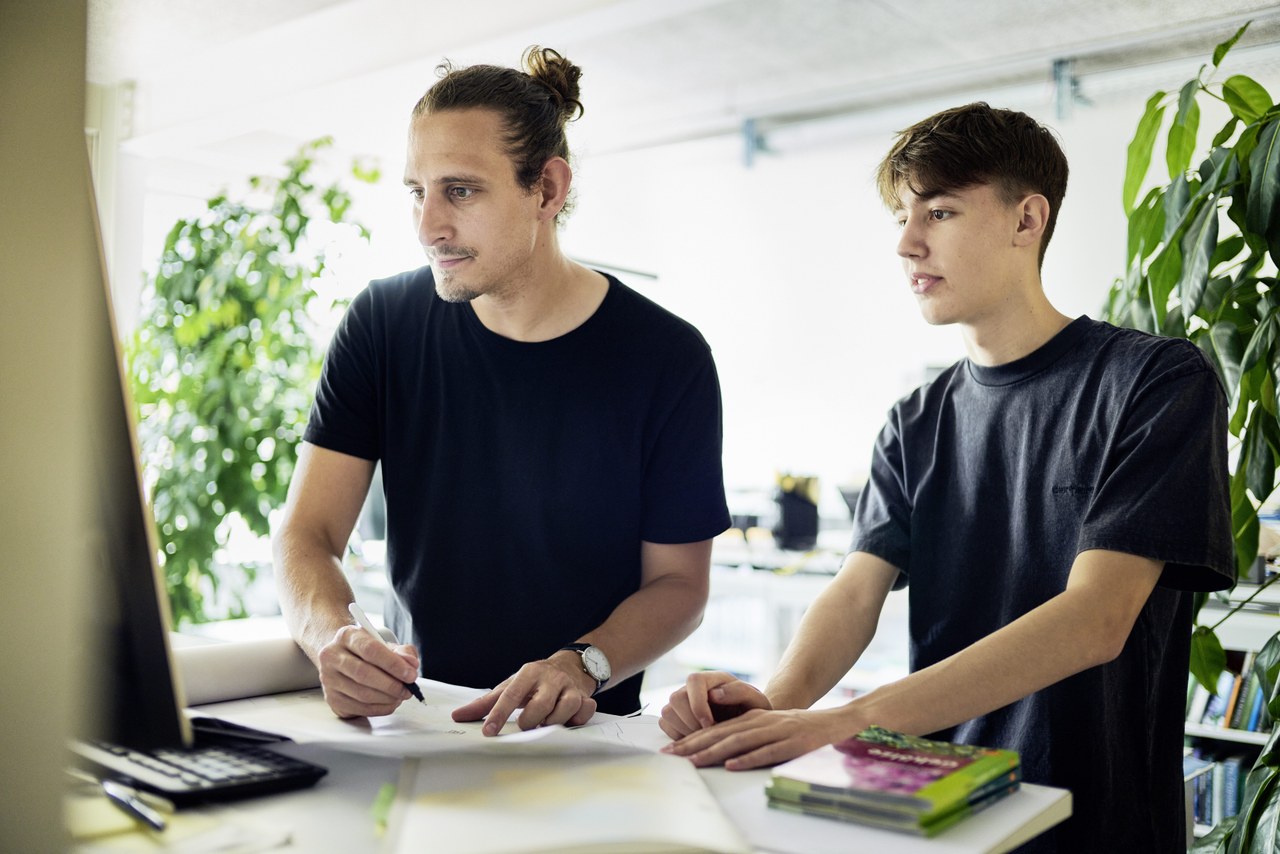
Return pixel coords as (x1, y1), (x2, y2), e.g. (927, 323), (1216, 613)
(79, 183), (193, 752)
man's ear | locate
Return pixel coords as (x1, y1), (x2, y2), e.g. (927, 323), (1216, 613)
(1012, 194), (1050, 249)
(536, 157), (572, 222)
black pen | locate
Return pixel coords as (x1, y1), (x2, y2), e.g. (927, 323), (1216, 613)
(349, 602), (426, 704)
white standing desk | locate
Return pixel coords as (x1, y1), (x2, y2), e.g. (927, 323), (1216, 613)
(188, 695), (1070, 854)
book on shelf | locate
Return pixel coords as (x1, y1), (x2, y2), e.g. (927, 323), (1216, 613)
(1187, 678), (1212, 724)
(1183, 755), (1214, 827)
(765, 726), (1020, 837)
(1183, 752), (1251, 827)
(1220, 754), (1246, 820)
(1227, 653), (1256, 730)
(1200, 669), (1239, 728)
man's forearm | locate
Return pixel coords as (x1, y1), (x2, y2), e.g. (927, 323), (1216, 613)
(274, 527), (361, 665)
(578, 573), (707, 689)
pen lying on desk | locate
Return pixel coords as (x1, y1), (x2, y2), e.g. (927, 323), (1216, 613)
(101, 779), (168, 832)
(349, 602), (426, 704)
(67, 768), (172, 832)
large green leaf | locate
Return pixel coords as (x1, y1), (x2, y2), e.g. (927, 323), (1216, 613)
(1205, 321), (1245, 396)
(1256, 633), (1280, 712)
(1191, 625), (1227, 692)
(1245, 778), (1279, 854)
(1179, 197), (1220, 322)
(1225, 75), (1274, 124)
(1231, 765), (1278, 853)
(1192, 817), (1233, 853)
(1247, 120), (1280, 241)
(1262, 712), (1280, 766)
(1161, 177), (1189, 244)
(1245, 408), (1278, 503)
(1129, 186), (1166, 264)
(1232, 361), (1265, 436)
(1147, 241), (1183, 328)
(1199, 147), (1240, 200)
(1167, 80), (1203, 179)
(1211, 235), (1248, 276)
(1243, 310), (1279, 373)
(1213, 22), (1250, 68)
(1231, 469), (1261, 579)
(1213, 116), (1242, 149)
(1125, 92), (1167, 214)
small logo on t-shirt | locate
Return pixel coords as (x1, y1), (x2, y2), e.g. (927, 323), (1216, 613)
(1051, 484), (1095, 497)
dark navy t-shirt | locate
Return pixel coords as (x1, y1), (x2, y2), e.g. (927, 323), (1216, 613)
(851, 316), (1233, 853)
(305, 266), (730, 714)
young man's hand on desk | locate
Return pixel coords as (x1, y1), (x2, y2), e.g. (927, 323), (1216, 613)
(316, 624), (421, 718)
(658, 670), (772, 738)
(659, 672), (854, 771)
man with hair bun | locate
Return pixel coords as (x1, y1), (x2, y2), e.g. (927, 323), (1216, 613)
(275, 47), (729, 735)
(659, 102), (1232, 851)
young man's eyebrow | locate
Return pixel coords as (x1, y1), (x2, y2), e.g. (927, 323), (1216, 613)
(913, 188), (958, 203)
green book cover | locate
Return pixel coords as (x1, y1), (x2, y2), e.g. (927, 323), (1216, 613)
(766, 777), (1020, 837)
(767, 763), (1022, 819)
(768, 726), (1020, 818)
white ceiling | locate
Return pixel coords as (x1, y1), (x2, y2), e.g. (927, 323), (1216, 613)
(87, 0), (1280, 176)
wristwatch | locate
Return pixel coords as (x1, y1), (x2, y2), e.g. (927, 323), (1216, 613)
(558, 643), (611, 695)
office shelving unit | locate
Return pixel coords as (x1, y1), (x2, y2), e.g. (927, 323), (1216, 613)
(1183, 579), (1278, 838)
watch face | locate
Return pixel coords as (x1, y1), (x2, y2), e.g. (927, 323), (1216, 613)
(582, 646), (611, 682)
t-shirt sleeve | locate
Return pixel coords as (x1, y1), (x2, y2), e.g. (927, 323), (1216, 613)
(1076, 348), (1233, 591)
(849, 411), (912, 588)
(302, 287), (381, 461)
(639, 342), (731, 544)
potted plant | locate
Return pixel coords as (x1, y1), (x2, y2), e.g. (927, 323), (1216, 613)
(127, 137), (377, 627)
(1103, 22), (1279, 851)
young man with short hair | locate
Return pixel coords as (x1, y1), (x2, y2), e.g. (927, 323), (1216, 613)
(660, 103), (1232, 851)
(275, 47), (729, 735)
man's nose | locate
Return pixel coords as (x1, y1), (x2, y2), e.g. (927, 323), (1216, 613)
(416, 195), (452, 246)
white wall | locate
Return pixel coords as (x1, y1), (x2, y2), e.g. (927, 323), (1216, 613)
(107, 64), (1278, 519)
(556, 87), (1152, 513)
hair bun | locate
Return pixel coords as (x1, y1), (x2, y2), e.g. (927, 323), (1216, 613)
(523, 46), (584, 120)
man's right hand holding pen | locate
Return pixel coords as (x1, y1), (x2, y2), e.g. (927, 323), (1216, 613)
(314, 603), (423, 719)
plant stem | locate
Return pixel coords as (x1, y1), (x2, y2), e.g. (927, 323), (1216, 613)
(1207, 565), (1280, 633)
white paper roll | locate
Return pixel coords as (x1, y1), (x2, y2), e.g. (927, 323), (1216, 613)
(175, 637), (321, 706)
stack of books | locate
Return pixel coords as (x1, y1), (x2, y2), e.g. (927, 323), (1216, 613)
(766, 726), (1021, 837)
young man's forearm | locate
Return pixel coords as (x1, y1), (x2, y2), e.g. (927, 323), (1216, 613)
(765, 553), (898, 710)
(838, 553), (1161, 737)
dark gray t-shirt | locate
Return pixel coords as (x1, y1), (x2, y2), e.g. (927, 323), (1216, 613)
(851, 316), (1233, 853)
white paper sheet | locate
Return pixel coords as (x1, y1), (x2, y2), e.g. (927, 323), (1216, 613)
(191, 682), (671, 758)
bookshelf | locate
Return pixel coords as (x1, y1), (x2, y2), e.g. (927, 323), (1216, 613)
(1182, 578), (1278, 838)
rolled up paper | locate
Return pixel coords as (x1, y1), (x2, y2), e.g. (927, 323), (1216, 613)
(175, 637), (320, 707)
